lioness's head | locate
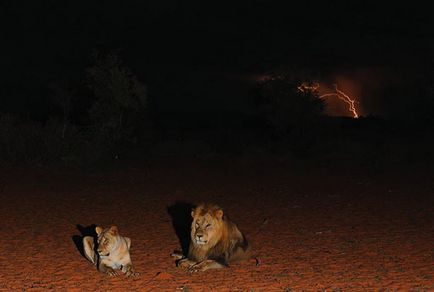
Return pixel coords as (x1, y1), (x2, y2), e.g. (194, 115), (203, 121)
(95, 225), (120, 256)
(191, 204), (225, 247)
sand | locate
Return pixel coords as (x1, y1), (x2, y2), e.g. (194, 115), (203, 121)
(0, 158), (433, 291)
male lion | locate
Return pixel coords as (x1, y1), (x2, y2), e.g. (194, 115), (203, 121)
(174, 203), (255, 272)
(82, 225), (138, 277)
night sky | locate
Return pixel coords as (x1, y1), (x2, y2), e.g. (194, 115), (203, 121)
(1, 1), (433, 119)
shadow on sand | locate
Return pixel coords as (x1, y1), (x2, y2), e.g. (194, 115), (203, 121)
(167, 201), (195, 256)
(72, 224), (97, 260)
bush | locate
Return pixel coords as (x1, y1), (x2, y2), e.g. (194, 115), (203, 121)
(0, 114), (113, 167)
(85, 52), (147, 151)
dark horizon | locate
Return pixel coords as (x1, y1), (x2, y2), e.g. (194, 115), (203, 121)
(1, 1), (433, 121)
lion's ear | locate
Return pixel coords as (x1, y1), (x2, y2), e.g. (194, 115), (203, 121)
(215, 209), (224, 219)
(109, 225), (119, 235)
(95, 226), (103, 235)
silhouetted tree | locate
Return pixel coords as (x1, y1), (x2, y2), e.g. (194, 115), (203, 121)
(85, 52), (147, 148)
(48, 80), (75, 138)
(378, 69), (434, 129)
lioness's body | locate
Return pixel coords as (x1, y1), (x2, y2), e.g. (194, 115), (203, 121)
(177, 203), (253, 272)
(83, 225), (138, 277)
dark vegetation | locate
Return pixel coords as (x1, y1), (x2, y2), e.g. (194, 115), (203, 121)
(1, 52), (433, 171)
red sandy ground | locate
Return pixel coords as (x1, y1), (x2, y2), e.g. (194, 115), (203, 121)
(0, 158), (433, 291)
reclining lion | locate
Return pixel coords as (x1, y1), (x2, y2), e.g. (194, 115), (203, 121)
(83, 225), (138, 277)
(174, 203), (256, 272)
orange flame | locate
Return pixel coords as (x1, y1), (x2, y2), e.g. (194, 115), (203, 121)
(298, 82), (359, 118)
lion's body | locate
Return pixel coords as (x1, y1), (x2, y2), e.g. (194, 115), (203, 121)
(177, 203), (253, 272)
(82, 225), (138, 277)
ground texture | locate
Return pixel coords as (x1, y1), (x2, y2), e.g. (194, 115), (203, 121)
(1, 158), (433, 291)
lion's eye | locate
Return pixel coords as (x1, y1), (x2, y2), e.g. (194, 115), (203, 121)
(205, 223), (211, 228)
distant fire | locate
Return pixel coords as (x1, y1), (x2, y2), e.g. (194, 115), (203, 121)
(298, 82), (359, 118)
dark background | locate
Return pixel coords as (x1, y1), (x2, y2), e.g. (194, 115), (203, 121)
(0, 1), (433, 166)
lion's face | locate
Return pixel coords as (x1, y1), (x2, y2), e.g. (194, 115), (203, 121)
(95, 225), (120, 256)
(191, 205), (224, 246)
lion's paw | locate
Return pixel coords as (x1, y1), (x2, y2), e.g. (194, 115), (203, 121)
(106, 268), (119, 277)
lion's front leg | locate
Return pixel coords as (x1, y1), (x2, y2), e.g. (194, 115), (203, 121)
(187, 259), (226, 273)
(177, 258), (197, 270)
(122, 263), (139, 277)
(98, 262), (119, 276)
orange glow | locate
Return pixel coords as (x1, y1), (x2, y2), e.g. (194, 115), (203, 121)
(298, 82), (359, 118)
(297, 82), (320, 93)
(321, 85), (359, 118)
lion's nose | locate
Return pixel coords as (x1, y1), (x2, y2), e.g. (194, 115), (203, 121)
(196, 234), (202, 239)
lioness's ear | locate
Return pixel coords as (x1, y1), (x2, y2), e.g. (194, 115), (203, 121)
(191, 208), (196, 218)
(215, 209), (224, 219)
(109, 225), (119, 235)
(95, 226), (103, 235)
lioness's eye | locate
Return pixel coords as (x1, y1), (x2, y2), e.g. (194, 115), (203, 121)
(206, 223), (211, 228)
(195, 222), (199, 228)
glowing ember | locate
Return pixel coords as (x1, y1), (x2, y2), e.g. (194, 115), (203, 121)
(298, 82), (359, 118)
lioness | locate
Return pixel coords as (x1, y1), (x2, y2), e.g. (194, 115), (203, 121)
(174, 203), (255, 272)
(82, 225), (138, 277)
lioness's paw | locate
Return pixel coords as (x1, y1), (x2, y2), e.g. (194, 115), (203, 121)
(125, 267), (139, 277)
(106, 268), (119, 276)
(126, 270), (139, 277)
